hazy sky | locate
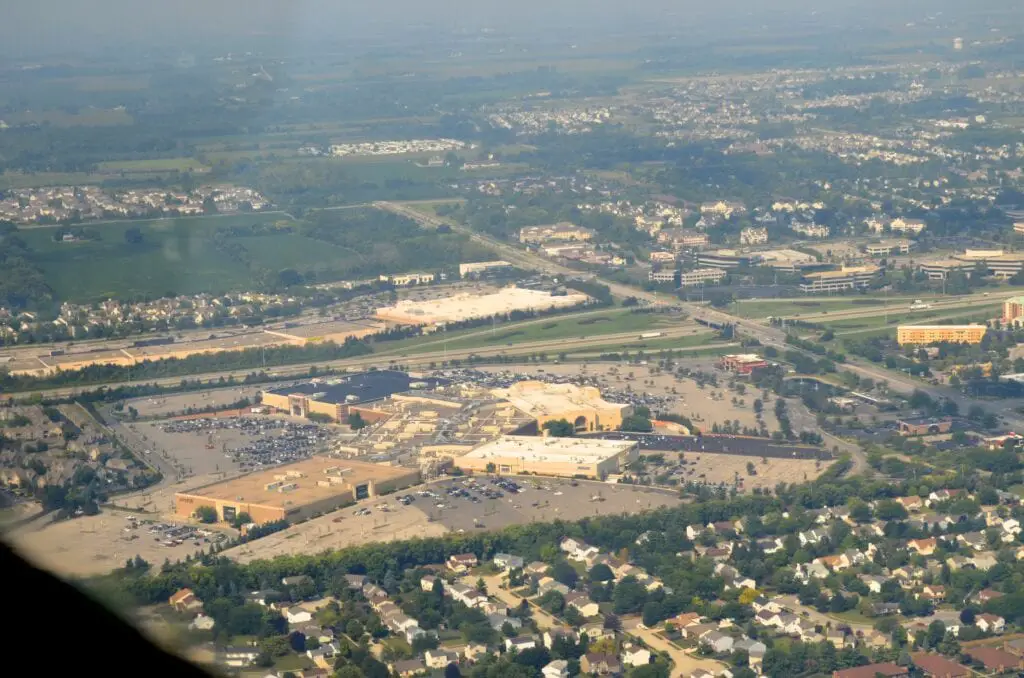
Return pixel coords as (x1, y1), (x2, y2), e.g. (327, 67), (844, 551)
(0, 0), (1009, 60)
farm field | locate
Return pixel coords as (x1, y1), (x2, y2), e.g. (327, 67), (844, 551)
(16, 212), (341, 302)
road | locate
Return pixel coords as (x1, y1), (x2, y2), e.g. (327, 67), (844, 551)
(620, 617), (726, 678)
(464, 573), (725, 678)
(1, 327), (731, 402)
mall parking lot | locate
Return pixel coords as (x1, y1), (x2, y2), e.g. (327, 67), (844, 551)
(417, 476), (683, 532)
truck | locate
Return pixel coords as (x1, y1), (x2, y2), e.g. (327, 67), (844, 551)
(910, 299), (931, 310)
(639, 332), (666, 339)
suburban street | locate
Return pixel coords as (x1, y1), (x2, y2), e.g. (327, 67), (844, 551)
(463, 573), (726, 678)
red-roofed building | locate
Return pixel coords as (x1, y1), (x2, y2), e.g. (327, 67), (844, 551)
(966, 647), (1023, 673)
(833, 663), (909, 678)
(911, 652), (971, 678)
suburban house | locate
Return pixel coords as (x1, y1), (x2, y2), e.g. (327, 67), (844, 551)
(701, 631), (735, 654)
(505, 636), (538, 652)
(907, 538), (937, 556)
(910, 652), (971, 678)
(447, 553), (479, 573)
(543, 659), (571, 678)
(976, 613), (1006, 634)
(494, 553), (525, 571)
(425, 649), (460, 669)
(285, 606), (314, 625)
(169, 588), (204, 613)
(832, 663), (909, 678)
(621, 644), (651, 667)
(581, 652), (623, 676)
(565, 592), (600, 618)
(391, 659), (427, 678)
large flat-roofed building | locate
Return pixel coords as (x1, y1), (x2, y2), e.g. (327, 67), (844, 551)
(679, 268), (727, 287)
(799, 266), (879, 293)
(174, 456), (420, 524)
(459, 261), (512, 277)
(897, 325), (988, 346)
(458, 435), (638, 479)
(697, 250), (755, 270)
(864, 239), (912, 257)
(492, 380), (632, 433)
(919, 250), (1024, 280)
(520, 223), (595, 244)
(1004, 296), (1024, 326)
(262, 370), (447, 422)
(375, 287), (590, 326)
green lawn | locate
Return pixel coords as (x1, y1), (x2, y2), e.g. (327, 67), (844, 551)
(731, 297), (895, 319)
(375, 311), (684, 356)
(272, 653), (313, 671)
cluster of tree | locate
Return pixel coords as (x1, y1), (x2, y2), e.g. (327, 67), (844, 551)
(0, 220), (53, 309)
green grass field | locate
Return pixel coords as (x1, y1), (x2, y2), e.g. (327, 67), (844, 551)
(17, 213), (359, 302)
(731, 297), (897, 319)
(375, 310), (687, 356)
(0, 171), (108, 190)
(96, 158), (209, 172)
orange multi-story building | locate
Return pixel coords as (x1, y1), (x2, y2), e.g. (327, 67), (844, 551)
(896, 325), (987, 346)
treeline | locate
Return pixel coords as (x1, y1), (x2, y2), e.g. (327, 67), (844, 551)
(0, 220), (53, 309)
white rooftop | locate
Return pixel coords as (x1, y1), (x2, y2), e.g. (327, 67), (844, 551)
(463, 435), (636, 464)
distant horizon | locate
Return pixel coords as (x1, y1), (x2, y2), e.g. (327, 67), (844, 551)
(2, 0), (1014, 61)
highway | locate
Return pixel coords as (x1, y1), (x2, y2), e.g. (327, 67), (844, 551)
(1, 325), (730, 402)
(7, 199), (1023, 435)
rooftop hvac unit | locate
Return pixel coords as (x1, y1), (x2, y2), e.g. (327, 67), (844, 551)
(279, 483), (298, 493)
(264, 481), (283, 491)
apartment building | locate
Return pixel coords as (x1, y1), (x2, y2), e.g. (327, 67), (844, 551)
(896, 325), (988, 346)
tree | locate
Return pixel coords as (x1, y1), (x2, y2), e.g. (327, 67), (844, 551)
(612, 577), (648, 614)
(445, 663), (462, 678)
(620, 415), (653, 433)
(642, 600), (664, 627)
(543, 419), (575, 437)
(589, 563), (614, 582)
(124, 226), (143, 245)
(232, 511), (252, 529)
(959, 608), (976, 625)
(552, 561), (579, 588)
(194, 505), (217, 523)
(348, 412), (367, 430)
